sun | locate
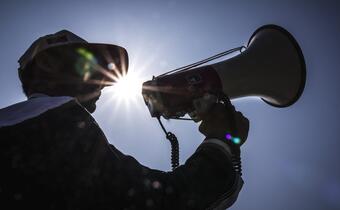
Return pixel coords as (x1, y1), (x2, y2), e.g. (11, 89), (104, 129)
(111, 72), (144, 102)
(98, 42), (160, 114)
(96, 65), (150, 118)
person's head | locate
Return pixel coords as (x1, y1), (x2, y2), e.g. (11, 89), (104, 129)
(18, 30), (128, 113)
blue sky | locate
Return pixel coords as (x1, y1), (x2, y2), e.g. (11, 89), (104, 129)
(1, 0), (339, 209)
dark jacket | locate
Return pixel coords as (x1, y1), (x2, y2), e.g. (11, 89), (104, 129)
(0, 95), (243, 210)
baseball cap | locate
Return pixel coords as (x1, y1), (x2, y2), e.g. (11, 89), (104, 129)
(18, 30), (129, 85)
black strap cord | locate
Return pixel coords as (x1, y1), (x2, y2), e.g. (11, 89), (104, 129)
(157, 117), (179, 170)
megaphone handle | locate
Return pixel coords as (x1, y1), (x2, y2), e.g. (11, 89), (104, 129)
(218, 93), (242, 176)
(218, 93), (238, 135)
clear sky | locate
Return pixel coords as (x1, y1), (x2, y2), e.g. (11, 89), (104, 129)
(1, 0), (339, 209)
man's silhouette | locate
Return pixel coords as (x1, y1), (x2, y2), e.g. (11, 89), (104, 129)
(0, 30), (249, 210)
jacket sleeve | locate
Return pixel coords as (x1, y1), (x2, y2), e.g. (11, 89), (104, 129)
(115, 140), (242, 210)
(85, 129), (243, 210)
(49, 101), (243, 210)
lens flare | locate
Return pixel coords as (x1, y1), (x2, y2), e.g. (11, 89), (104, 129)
(225, 133), (241, 145)
(107, 62), (116, 71)
(75, 48), (98, 81)
(232, 137), (241, 144)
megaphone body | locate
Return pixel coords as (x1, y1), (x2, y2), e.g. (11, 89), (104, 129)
(142, 25), (306, 120)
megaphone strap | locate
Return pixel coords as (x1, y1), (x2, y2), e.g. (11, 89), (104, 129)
(157, 46), (246, 78)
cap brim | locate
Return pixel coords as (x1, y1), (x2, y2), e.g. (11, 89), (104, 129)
(33, 42), (129, 86)
(69, 42), (129, 74)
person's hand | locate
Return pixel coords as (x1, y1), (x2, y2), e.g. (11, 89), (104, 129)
(198, 102), (249, 146)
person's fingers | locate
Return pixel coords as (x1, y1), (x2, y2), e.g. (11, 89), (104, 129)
(199, 102), (232, 122)
(199, 120), (226, 138)
(198, 96), (250, 145)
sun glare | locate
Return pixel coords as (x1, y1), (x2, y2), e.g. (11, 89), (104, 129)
(112, 72), (144, 102)
(98, 65), (149, 116)
(99, 42), (160, 114)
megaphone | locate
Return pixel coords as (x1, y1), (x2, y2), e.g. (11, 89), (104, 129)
(142, 25), (306, 120)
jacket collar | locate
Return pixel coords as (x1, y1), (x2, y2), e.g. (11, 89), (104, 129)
(0, 94), (74, 128)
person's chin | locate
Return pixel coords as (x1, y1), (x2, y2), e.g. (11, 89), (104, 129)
(77, 93), (100, 113)
(86, 103), (96, 113)
(81, 101), (97, 113)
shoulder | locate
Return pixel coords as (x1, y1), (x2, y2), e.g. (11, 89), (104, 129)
(0, 95), (87, 128)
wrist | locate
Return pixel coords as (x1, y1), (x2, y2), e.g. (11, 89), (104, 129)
(200, 137), (242, 176)
(203, 137), (240, 157)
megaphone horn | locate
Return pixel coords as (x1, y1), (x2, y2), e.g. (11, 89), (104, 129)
(213, 24), (306, 107)
(142, 24), (306, 119)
